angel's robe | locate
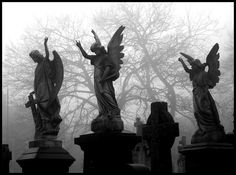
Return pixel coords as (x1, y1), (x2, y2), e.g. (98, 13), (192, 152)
(191, 70), (224, 142)
(91, 54), (121, 117)
(34, 58), (61, 137)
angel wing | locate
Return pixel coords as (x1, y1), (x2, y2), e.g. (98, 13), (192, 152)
(106, 25), (125, 81)
(206, 43), (220, 89)
(48, 50), (64, 102)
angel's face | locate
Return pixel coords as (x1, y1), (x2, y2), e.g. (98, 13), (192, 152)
(191, 61), (203, 71)
(29, 50), (43, 63)
(94, 49), (101, 55)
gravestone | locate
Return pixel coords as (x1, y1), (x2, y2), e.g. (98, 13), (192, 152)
(142, 102), (179, 174)
(2, 144), (12, 173)
(177, 136), (186, 173)
(133, 118), (150, 169)
(16, 139), (75, 173)
(134, 117), (144, 136)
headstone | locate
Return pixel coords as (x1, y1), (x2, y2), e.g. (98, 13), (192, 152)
(134, 117), (144, 136)
(16, 139), (75, 173)
(2, 144), (12, 173)
(142, 102), (179, 174)
(177, 136), (186, 173)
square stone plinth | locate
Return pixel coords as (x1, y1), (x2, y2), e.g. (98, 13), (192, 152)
(74, 132), (142, 174)
(16, 140), (75, 173)
(179, 143), (235, 173)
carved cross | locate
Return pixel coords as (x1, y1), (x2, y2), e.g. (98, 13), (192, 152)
(142, 102), (179, 174)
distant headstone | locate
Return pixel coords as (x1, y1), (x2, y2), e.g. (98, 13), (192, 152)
(133, 118), (150, 168)
(142, 102), (179, 174)
(177, 136), (186, 173)
(134, 117), (144, 136)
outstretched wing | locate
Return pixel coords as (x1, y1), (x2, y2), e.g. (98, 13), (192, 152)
(49, 50), (64, 101)
(206, 43), (220, 89)
(106, 25), (125, 81)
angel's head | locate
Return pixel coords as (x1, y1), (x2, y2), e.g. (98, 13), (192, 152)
(29, 50), (44, 63)
(180, 52), (206, 71)
(90, 43), (106, 55)
(190, 59), (206, 71)
(90, 29), (107, 55)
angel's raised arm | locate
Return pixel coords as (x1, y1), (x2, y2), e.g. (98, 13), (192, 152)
(76, 40), (95, 60)
(178, 57), (191, 73)
(44, 37), (49, 60)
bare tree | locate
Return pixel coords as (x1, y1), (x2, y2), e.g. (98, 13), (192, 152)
(92, 3), (219, 130)
(3, 4), (228, 143)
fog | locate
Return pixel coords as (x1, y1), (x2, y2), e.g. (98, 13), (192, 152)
(2, 2), (234, 173)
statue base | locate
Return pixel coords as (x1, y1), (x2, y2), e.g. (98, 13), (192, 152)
(91, 116), (124, 133)
(74, 132), (150, 174)
(178, 142), (235, 173)
(191, 127), (225, 144)
(16, 139), (75, 173)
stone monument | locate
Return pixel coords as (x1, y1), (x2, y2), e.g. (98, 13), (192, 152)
(142, 102), (179, 174)
(133, 118), (150, 168)
(75, 26), (150, 174)
(178, 43), (235, 173)
(178, 43), (225, 144)
(16, 37), (75, 173)
(76, 26), (125, 133)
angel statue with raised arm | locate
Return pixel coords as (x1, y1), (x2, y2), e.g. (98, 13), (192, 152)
(25, 37), (64, 140)
(76, 26), (125, 133)
(178, 43), (225, 144)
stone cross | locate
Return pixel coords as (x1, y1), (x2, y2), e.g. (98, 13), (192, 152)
(133, 117), (150, 167)
(142, 102), (179, 174)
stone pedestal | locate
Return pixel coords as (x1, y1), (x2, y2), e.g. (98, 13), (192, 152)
(2, 144), (12, 173)
(91, 116), (124, 133)
(75, 132), (150, 174)
(16, 139), (75, 173)
(179, 143), (235, 173)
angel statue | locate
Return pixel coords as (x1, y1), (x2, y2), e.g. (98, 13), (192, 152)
(178, 43), (225, 144)
(76, 26), (125, 133)
(25, 37), (64, 140)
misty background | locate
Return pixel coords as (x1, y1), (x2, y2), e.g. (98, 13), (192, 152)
(2, 2), (234, 173)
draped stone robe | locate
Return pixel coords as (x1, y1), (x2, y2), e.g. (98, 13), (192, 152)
(190, 70), (224, 143)
(91, 54), (120, 118)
